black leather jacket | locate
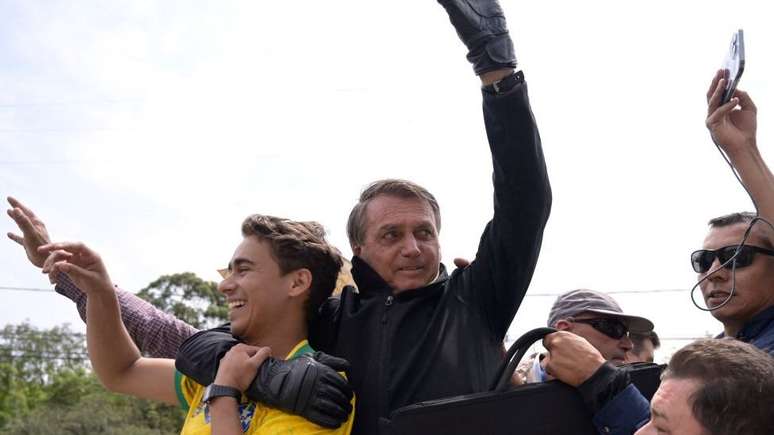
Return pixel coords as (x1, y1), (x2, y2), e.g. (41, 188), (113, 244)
(177, 72), (551, 435)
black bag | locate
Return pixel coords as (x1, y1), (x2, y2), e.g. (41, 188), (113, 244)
(381, 328), (663, 435)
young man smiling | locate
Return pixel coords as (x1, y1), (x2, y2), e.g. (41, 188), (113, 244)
(8, 2), (552, 433)
(38, 215), (355, 435)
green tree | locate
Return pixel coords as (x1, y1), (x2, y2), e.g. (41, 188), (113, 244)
(0, 323), (186, 434)
(137, 272), (227, 329)
(0, 323), (88, 428)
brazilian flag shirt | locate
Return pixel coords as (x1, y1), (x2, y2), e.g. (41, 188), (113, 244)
(175, 340), (354, 435)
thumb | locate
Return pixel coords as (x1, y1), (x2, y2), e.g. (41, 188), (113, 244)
(7, 232), (24, 246)
(313, 351), (351, 372)
(54, 261), (98, 290)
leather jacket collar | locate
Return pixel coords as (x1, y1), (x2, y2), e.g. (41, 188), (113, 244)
(350, 256), (449, 298)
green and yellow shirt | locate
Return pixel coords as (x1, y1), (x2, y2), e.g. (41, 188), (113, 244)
(175, 340), (354, 435)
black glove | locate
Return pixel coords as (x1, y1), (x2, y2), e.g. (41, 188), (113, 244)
(175, 326), (353, 428)
(245, 352), (354, 429)
(438, 0), (518, 75)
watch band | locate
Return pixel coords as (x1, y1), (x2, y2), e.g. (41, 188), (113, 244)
(203, 384), (242, 404)
(482, 70), (524, 95)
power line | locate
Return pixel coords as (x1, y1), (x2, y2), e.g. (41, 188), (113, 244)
(0, 286), (56, 293)
(0, 285), (689, 296)
(525, 289), (687, 297)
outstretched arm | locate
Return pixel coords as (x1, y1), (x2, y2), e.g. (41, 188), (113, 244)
(438, 0), (552, 337)
(706, 71), (774, 224)
(6, 196), (198, 358)
(40, 241), (178, 405)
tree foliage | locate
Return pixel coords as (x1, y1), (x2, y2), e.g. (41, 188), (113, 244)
(1, 270), (225, 433)
(0, 322), (185, 434)
(137, 272), (227, 329)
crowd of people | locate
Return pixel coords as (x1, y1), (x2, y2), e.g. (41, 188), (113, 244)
(6, 0), (774, 434)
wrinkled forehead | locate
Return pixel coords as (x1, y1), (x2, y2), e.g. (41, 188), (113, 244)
(364, 194), (437, 230)
(703, 222), (774, 250)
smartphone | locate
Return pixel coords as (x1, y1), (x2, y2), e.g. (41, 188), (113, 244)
(720, 29), (745, 104)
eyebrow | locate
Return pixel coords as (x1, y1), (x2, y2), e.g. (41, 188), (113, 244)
(229, 258), (255, 270)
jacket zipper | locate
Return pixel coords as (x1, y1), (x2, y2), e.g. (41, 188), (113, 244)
(381, 295), (394, 323)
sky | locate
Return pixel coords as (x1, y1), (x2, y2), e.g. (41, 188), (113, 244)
(1, 0), (772, 363)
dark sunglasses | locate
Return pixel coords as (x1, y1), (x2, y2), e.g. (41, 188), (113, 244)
(570, 317), (629, 340)
(690, 244), (774, 274)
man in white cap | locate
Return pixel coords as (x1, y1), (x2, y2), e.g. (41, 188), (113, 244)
(515, 289), (654, 384)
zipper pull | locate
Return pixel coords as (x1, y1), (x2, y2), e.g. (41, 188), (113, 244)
(381, 295), (394, 323)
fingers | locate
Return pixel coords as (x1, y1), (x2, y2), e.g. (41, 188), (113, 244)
(318, 380), (353, 410)
(42, 250), (73, 273)
(734, 89), (757, 113)
(247, 346), (272, 367)
(706, 69), (723, 102)
(313, 351), (351, 372)
(310, 397), (350, 428)
(707, 77), (726, 115)
(706, 96), (740, 130)
(542, 331), (560, 350)
(50, 260), (90, 282)
(7, 196), (39, 219)
(38, 241), (89, 255)
(7, 207), (37, 237)
(453, 257), (471, 268)
(318, 366), (353, 398)
(7, 232), (23, 246)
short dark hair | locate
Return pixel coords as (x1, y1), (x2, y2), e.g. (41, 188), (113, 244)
(241, 215), (343, 322)
(707, 211), (757, 227)
(708, 211), (773, 249)
(663, 339), (774, 435)
(631, 330), (661, 352)
(346, 179), (441, 247)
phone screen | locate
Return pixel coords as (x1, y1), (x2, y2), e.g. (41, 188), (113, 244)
(721, 29), (745, 104)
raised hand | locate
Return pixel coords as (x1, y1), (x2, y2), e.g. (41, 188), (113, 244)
(38, 241), (114, 296)
(706, 68), (757, 155)
(6, 197), (52, 268)
(437, 0), (517, 75)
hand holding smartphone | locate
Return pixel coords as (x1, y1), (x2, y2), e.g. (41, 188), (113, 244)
(720, 29), (745, 104)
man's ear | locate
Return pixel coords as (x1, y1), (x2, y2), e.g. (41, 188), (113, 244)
(554, 320), (572, 331)
(288, 269), (312, 297)
(352, 244), (362, 256)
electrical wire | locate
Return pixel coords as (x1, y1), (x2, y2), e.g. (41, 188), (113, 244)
(690, 137), (774, 311)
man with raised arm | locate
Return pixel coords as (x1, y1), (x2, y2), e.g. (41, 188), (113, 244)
(176, 2), (550, 433)
(37, 215), (355, 434)
(8, 1), (551, 433)
(540, 72), (774, 435)
(693, 69), (774, 354)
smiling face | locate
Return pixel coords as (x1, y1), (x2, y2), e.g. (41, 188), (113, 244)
(352, 194), (441, 292)
(634, 378), (707, 435)
(698, 223), (774, 331)
(218, 236), (298, 344)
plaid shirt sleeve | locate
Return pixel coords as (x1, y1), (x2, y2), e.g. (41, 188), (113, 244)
(54, 272), (199, 359)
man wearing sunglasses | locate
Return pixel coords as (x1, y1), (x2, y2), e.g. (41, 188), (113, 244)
(543, 73), (774, 435)
(515, 289), (653, 384)
(693, 71), (774, 356)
